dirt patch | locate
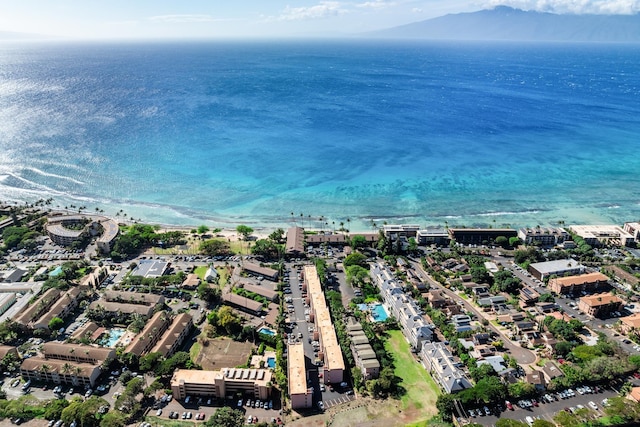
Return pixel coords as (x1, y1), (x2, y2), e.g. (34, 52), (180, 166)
(195, 336), (255, 369)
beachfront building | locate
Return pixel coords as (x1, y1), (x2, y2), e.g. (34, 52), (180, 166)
(286, 227), (305, 258)
(570, 224), (635, 247)
(623, 222), (640, 241)
(578, 293), (624, 318)
(420, 342), (472, 394)
(288, 342), (312, 409)
(548, 272), (610, 295)
(171, 368), (272, 401)
(416, 229), (450, 246)
(528, 259), (584, 281)
(304, 265), (345, 384)
(46, 215), (119, 253)
(383, 224), (420, 239)
(517, 227), (569, 246)
(448, 228), (517, 245)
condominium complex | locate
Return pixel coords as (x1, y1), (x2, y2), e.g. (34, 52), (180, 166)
(548, 272), (610, 295)
(288, 342), (312, 409)
(578, 293), (624, 318)
(171, 368), (272, 401)
(304, 265), (345, 384)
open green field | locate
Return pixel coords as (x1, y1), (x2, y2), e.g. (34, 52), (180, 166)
(385, 330), (440, 419)
(194, 266), (208, 280)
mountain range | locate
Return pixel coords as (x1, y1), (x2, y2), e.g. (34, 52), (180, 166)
(369, 6), (640, 42)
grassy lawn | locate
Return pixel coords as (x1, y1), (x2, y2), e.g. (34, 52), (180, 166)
(190, 341), (201, 361)
(194, 265), (208, 280)
(385, 330), (440, 418)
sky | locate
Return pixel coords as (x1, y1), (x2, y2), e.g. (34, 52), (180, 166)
(1, 0), (639, 39)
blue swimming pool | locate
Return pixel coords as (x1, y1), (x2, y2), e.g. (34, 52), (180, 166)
(99, 328), (125, 347)
(258, 327), (276, 336)
(267, 357), (276, 369)
(370, 304), (389, 322)
(49, 266), (63, 277)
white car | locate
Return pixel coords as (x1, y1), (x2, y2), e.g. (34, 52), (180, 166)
(588, 401), (598, 410)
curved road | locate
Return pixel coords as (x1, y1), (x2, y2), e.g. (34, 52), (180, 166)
(410, 259), (537, 365)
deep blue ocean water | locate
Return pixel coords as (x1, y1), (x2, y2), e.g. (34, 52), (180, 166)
(1, 40), (640, 230)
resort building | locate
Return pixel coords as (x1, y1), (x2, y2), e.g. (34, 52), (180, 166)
(20, 357), (102, 388)
(420, 342), (472, 394)
(304, 265), (345, 384)
(150, 313), (193, 358)
(448, 228), (517, 245)
(171, 368), (272, 401)
(517, 227), (569, 246)
(528, 259), (584, 281)
(285, 227), (305, 258)
(416, 229), (450, 245)
(569, 224), (635, 247)
(13, 288), (62, 328)
(125, 311), (171, 357)
(89, 301), (155, 318)
(41, 342), (116, 365)
(243, 263), (279, 281)
(548, 272), (610, 295)
(371, 262), (433, 351)
(383, 224), (420, 239)
(623, 222), (640, 241)
(31, 287), (84, 331)
(222, 293), (263, 316)
(0, 293), (17, 317)
(577, 293), (624, 318)
(288, 342), (312, 409)
(46, 215), (119, 253)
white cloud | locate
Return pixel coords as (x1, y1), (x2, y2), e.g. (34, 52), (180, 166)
(277, 1), (347, 21)
(483, 0), (640, 14)
(147, 14), (222, 24)
(357, 0), (397, 9)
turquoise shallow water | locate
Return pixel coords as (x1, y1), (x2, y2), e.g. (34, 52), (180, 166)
(1, 40), (640, 230)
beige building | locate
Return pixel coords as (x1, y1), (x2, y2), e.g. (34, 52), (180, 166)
(151, 313), (193, 358)
(288, 342), (312, 409)
(42, 342), (115, 365)
(578, 293), (624, 318)
(171, 368), (272, 401)
(32, 287), (84, 330)
(548, 272), (610, 295)
(569, 224), (635, 247)
(13, 288), (61, 327)
(20, 357), (101, 387)
(125, 311), (171, 357)
(620, 313), (640, 336)
(304, 265), (345, 384)
(0, 293), (17, 317)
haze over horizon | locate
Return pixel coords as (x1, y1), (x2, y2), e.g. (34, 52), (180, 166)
(1, 0), (640, 40)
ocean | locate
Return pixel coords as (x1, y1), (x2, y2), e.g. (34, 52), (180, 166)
(1, 39), (640, 231)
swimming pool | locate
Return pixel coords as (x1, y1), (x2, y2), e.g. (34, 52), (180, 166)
(99, 328), (126, 347)
(258, 327), (276, 336)
(267, 357), (276, 369)
(370, 304), (389, 322)
(49, 266), (63, 277)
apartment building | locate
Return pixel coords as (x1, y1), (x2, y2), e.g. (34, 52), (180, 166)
(578, 293), (624, 318)
(150, 313), (193, 358)
(125, 311), (171, 357)
(517, 227), (568, 246)
(548, 272), (610, 295)
(420, 342), (472, 394)
(171, 368), (272, 401)
(288, 342), (312, 409)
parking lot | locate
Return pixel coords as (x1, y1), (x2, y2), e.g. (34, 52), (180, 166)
(465, 385), (621, 426)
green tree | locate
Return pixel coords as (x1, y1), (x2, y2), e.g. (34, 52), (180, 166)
(343, 252), (369, 269)
(251, 239), (283, 260)
(508, 236), (521, 247)
(435, 393), (456, 422)
(44, 399), (70, 420)
(538, 293), (555, 303)
(197, 281), (221, 305)
(48, 317), (64, 332)
(99, 410), (127, 427)
(345, 265), (370, 287)
(532, 420), (555, 427)
(197, 225), (210, 234)
(236, 225), (254, 240)
(495, 236), (509, 248)
(350, 235), (368, 250)
(205, 407), (244, 427)
(139, 352), (162, 372)
(199, 239), (231, 256)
